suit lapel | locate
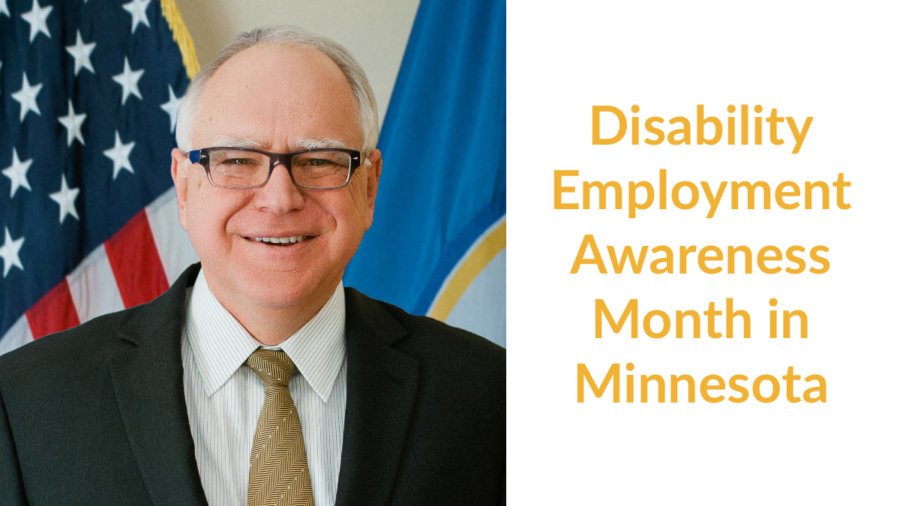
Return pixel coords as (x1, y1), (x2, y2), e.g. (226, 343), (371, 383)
(107, 265), (208, 505)
(335, 289), (419, 506)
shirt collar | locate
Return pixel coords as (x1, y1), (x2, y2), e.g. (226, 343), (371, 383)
(185, 268), (346, 401)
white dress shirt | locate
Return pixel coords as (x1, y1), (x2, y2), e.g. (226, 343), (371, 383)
(181, 269), (347, 506)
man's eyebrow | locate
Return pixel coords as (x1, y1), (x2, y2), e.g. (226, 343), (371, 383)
(211, 136), (265, 149)
(290, 138), (348, 150)
(207, 137), (349, 151)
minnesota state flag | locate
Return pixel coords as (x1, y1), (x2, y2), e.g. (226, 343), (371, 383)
(344, 0), (506, 345)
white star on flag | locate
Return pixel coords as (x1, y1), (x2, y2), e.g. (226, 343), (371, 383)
(21, 0), (52, 42)
(112, 57), (144, 105)
(58, 100), (87, 146)
(11, 74), (43, 122)
(122, 0), (151, 34)
(0, 228), (25, 278)
(103, 131), (136, 179)
(12, 74), (44, 123)
(49, 175), (81, 223)
(160, 86), (181, 133)
(2, 149), (33, 197)
(66, 30), (96, 75)
(0, 0), (10, 17)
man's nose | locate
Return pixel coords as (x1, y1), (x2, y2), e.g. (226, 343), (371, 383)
(253, 162), (305, 214)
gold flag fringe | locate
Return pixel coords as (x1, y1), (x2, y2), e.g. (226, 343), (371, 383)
(161, 0), (200, 78)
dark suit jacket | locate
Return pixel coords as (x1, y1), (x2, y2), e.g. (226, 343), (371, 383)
(0, 264), (505, 505)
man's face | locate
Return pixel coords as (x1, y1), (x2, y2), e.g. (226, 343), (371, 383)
(171, 44), (380, 322)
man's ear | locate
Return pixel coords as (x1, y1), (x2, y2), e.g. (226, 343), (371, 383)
(364, 149), (383, 227)
(171, 148), (189, 230)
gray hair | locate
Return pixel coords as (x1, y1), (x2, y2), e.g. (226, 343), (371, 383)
(175, 26), (379, 154)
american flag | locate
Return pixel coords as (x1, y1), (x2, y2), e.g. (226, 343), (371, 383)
(0, 0), (198, 354)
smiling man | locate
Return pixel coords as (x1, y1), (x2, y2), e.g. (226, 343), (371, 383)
(0, 27), (505, 506)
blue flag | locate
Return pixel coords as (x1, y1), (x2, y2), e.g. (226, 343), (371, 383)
(344, 0), (506, 345)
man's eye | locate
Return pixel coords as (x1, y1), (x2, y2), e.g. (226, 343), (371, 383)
(223, 158), (254, 165)
(302, 158), (335, 167)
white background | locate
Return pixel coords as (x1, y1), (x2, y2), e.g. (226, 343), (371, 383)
(508, 1), (900, 504)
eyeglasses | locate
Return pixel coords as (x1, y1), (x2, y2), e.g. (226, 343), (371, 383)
(186, 147), (364, 190)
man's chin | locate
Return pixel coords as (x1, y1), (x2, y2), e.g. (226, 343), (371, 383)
(240, 273), (335, 310)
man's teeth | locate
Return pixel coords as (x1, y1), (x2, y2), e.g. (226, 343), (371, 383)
(253, 236), (304, 244)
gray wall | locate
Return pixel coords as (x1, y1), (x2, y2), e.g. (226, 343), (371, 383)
(177, 0), (420, 126)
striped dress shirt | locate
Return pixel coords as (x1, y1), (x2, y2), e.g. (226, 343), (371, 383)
(181, 270), (347, 506)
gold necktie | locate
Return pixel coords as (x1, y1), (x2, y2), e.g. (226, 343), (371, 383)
(246, 349), (315, 506)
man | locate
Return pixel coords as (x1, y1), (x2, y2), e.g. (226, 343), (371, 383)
(0, 27), (504, 505)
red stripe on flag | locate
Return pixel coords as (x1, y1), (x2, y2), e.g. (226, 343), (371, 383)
(26, 280), (80, 339)
(105, 210), (169, 308)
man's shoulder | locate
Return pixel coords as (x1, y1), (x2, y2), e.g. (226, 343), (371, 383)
(0, 306), (125, 372)
(345, 286), (502, 347)
(341, 288), (504, 503)
(0, 264), (197, 387)
(343, 287), (505, 379)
